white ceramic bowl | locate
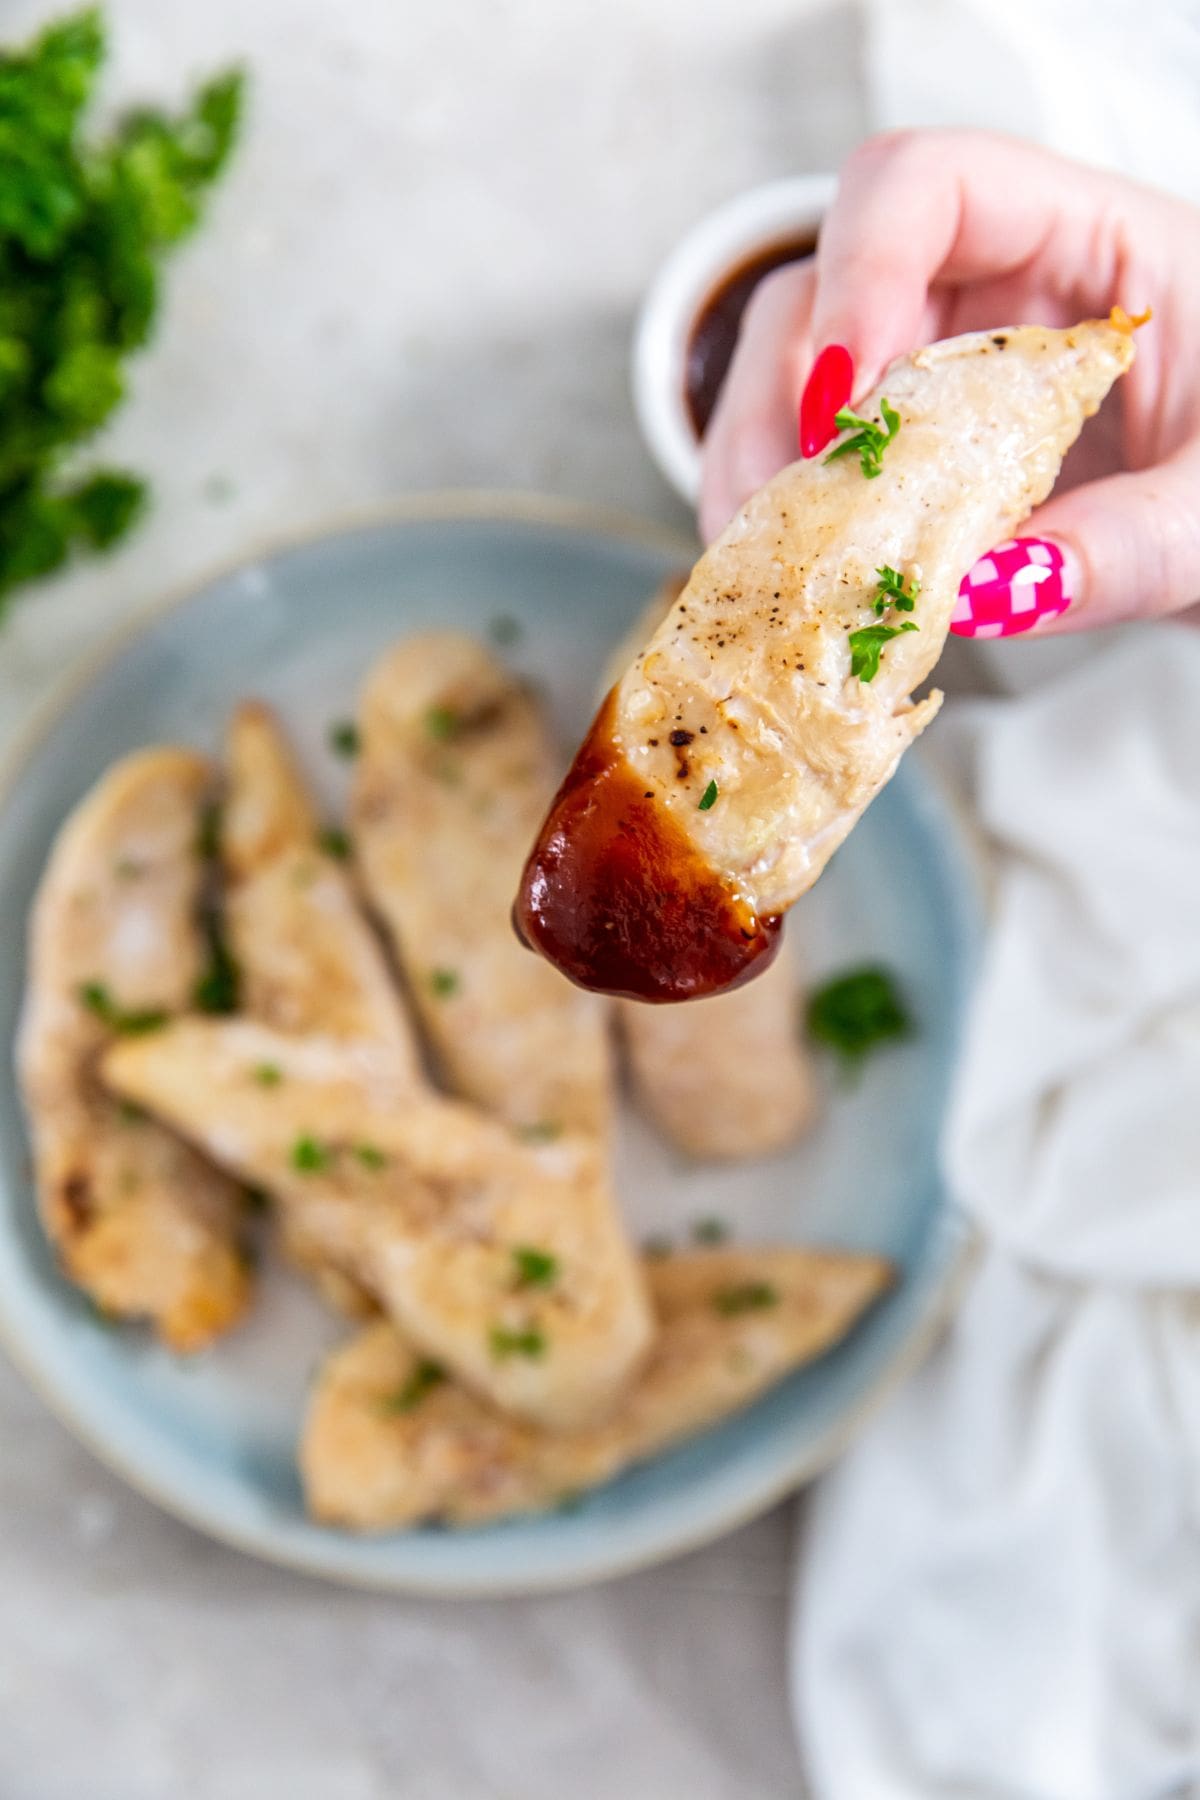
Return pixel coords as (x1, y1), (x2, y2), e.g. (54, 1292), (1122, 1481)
(633, 173), (837, 504)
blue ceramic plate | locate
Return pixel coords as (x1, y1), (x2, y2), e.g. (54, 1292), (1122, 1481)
(0, 495), (979, 1595)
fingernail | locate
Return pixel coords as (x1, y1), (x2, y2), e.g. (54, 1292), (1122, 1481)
(950, 537), (1077, 638)
(799, 344), (853, 458)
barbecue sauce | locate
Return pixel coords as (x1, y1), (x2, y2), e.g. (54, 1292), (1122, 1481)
(685, 232), (818, 438)
(514, 692), (781, 1002)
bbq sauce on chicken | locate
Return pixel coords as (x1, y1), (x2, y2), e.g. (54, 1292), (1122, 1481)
(514, 692), (780, 1002)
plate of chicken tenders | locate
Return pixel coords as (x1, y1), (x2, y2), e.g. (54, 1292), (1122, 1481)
(0, 493), (973, 1593)
(0, 308), (1134, 1593)
(2, 305), (1132, 1594)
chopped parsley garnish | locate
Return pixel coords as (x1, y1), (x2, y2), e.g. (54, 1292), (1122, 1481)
(192, 919), (239, 1014)
(253, 1063), (282, 1087)
(317, 824), (351, 860)
(113, 856), (142, 880)
(116, 1099), (148, 1124)
(692, 1216), (729, 1245)
(698, 778), (719, 811)
(512, 1245), (559, 1288)
(488, 614), (521, 647)
(824, 399), (901, 479)
(379, 1360), (446, 1414)
(355, 1143), (388, 1170)
(195, 801), (222, 860)
(848, 621), (918, 683)
(713, 1281), (778, 1316)
(424, 704), (460, 742)
(516, 1120), (562, 1144)
(328, 720), (359, 758)
(873, 565), (919, 614)
(78, 981), (167, 1035)
(428, 967), (459, 998)
(0, 11), (243, 613)
(291, 1135), (329, 1174)
(806, 965), (912, 1069)
(489, 1324), (547, 1361)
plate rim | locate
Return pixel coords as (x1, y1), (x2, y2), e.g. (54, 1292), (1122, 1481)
(0, 490), (980, 1597)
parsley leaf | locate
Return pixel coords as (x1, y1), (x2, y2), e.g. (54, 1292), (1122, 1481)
(317, 824), (351, 860)
(488, 614), (521, 646)
(328, 720), (359, 758)
(873, 565), (919, 614)
(848, 621), (918, 683)
(428, 967), (459, 998)
(291, 1135), (329, 1174)
(824, 399), (901, 479)
(512, 1245), (559, 1288)
(516, 1120), (562, 1144)
(0, 11), (244, 612)
(424, 704), (460, 742)
(354, 1143), (388, 1170)
(489, 1324), (547, 1361)
(253, 1063), (282, 1088)
(192, 916), (239, 1014)
(379, 1360), (446, 1414)
(806, 965), (912, 1070)
(713, 1281), (778, 1316)
(698, 778), (719, 811)
(78, 979), (166, 1035)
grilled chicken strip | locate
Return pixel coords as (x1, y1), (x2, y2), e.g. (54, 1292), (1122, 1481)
(17, 750), (251, 1350)
(223, 702), (421, 1310)
(224, 702), (420, 1062)
(353, 633), (612, 1137)
(608, 579), (818, 1156)
(302, 1246), (892, 1529)
(102, 1020), (652, 1429)
(517, 317), (1137, 1001)
(622, 943), (818, 1159)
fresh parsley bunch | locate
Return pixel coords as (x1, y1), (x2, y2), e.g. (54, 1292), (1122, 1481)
(0, 9), (243, 607)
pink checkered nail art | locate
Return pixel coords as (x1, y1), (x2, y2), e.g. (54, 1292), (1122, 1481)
(950, 537), (1074, 639)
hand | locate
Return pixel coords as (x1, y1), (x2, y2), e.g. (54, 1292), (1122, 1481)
(699, 130), (1200, 635)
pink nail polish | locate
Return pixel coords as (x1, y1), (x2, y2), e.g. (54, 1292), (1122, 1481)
(950, 538), (1075, 638)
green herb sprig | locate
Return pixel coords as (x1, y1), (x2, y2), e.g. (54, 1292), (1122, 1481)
(78, 980), (166, 1035)
(713, 1281), (778, 1317)
(489, 1324), (546, 1361)
(0, 10), (244, 609)
(824, 400), (901, 479)
(873, 565), (919, 614)
(379, 1360), (446, 1415)
(806, 964), (912, 1070)
(848, 620), (918, 683)
(512, 1245), (559, 1289)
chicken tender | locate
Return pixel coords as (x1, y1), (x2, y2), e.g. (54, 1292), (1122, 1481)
(17, 750), (251, 1350)
(223, 703), (422, 1312)
(353, 633), (612, 1136)
(224, 701), (419, 1061)
(302, 1245), (892, 1529)
(517, 317), (1137, 1000)
(622, 950), (818, 1159)
(102, 1019), (652, 1429)
(608, 579), (818, 1157)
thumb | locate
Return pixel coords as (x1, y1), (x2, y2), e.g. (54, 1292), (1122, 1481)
(951, 450), (1200, 639)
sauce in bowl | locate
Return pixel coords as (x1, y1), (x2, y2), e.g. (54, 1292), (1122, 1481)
(684, 231), (818, 439)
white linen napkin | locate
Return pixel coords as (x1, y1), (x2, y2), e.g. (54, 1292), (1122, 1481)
(791, 632), (1200, 1798)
